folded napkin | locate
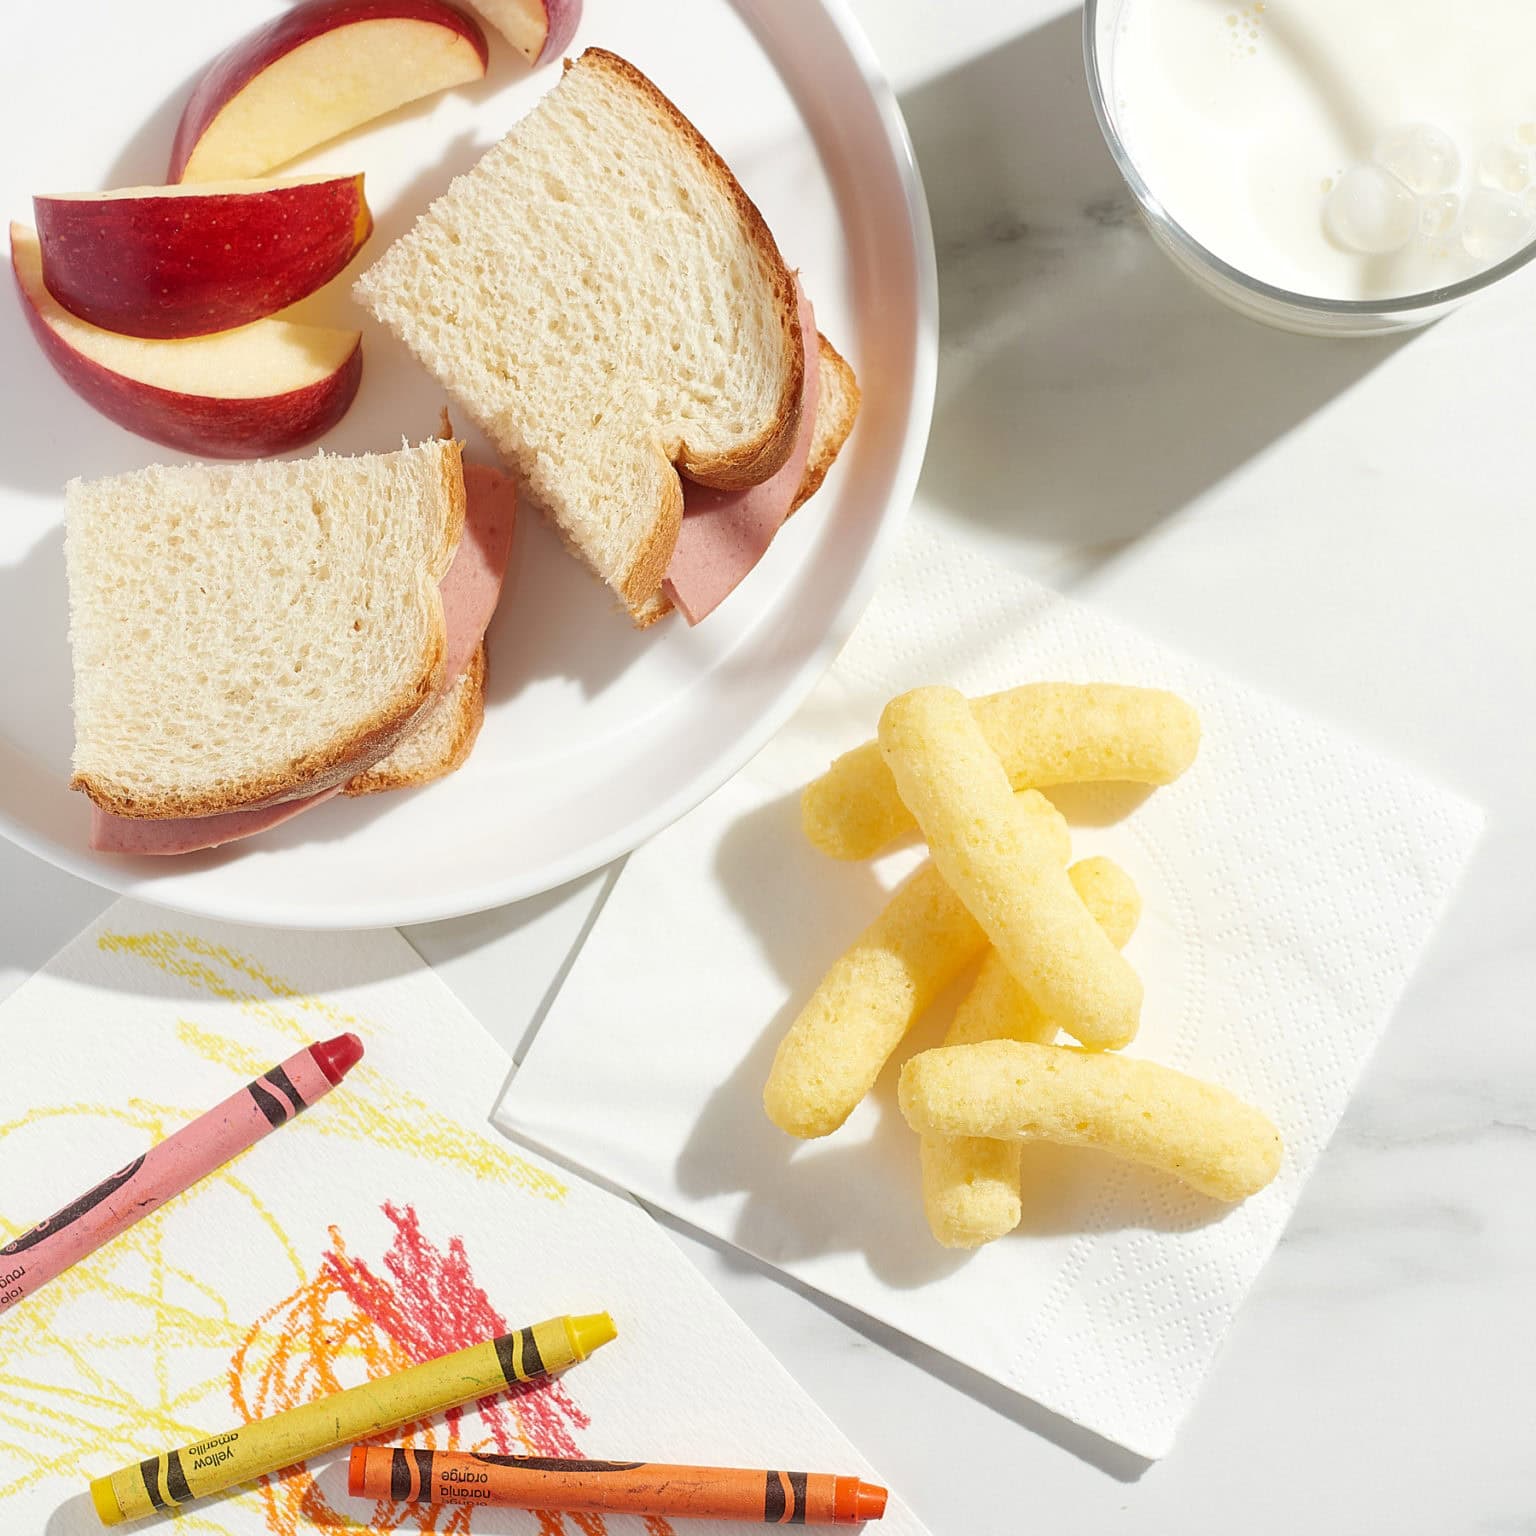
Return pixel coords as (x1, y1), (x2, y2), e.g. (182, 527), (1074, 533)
(496, 526), (1483, 1458)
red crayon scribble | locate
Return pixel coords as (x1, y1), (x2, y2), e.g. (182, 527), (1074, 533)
(230, 1204), (674, 1536)
(325, 1202), (592, 1467)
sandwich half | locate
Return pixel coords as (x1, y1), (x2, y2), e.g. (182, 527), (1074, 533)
(356, 47), (857, 628)
(66, 437), (516, 854)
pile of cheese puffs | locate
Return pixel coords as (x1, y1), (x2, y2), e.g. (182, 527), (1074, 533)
(763, 683), (1282, 1249)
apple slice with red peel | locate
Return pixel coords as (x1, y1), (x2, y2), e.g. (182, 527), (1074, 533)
(170, 0), (489, 183)
(11, 223), (362, 459)
(34, 174), (372, 339)
(470, 0), (580, 65)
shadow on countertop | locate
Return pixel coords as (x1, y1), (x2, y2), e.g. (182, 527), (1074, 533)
(899, 12), (1407, 573)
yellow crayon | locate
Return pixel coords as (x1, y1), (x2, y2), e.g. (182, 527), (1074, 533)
(89, 1312), (615, 1526)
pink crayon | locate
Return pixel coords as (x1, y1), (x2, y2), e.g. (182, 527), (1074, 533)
(0, 1034), (363, 1316)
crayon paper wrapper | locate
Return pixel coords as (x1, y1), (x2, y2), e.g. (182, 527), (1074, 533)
(496, 524), (1484, 1460)
(0, 903), (929, 1536)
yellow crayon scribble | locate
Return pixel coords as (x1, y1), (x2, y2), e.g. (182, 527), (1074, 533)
(0, 931), (572, 1528)
(174, 1019), (562, 1198)
(97, 929), (565, 1202)
(0, 1104), (303, 1524)
(99, 929), (338, 1037)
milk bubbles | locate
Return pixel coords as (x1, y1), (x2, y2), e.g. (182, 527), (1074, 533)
(1110, 0), (1536, 302)
(1477, 143), (1533, 194)
(1324, 166), (1417, 253)
(1418, 193), (1461, 240)
(1325, 121), (1536, 271)
(1462, 187), (1534, 262)
(1375, 123), (1459, 194)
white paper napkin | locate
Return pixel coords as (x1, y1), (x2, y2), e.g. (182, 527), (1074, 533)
(0, 900), (929, 1535)
(496, 527), (1483, 1459)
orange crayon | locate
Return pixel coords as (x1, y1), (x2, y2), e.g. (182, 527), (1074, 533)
(349, 1446), (888, 1526)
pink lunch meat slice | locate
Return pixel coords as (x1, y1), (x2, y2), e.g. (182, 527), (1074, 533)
(89, 787), (340, 855)
(663, 282), (820, 625)
(440, 461), (516, 679)
(90, 460), (516, 855)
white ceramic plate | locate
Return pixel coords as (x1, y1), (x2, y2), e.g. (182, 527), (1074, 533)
(0, 0), (935, 928)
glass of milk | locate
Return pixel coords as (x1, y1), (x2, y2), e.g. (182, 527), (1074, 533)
(1086, 0), (1536, 333)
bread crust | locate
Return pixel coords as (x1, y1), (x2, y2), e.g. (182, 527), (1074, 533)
(619, 452), (685, 622)
(579, 49), (804, 496)
(618, 335), (860, 628)
(343, 643), (487, 796)
(582, 46), (803, 623)
(72, 441), (468, 820)
(629, 588), (674, 627)
(790, 332), (860, 516)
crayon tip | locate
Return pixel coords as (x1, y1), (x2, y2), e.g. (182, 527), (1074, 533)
(347, 1446), (367, 1498)
(567, 1311), (617, 1360)
(89, 1475), (124, 1527)
(855, 1482), (888, 1522)
(312, 1033), (365, 1085)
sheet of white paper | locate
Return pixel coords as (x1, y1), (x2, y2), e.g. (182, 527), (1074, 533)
(0, 900), (926, 1535)
(497, 526), (1484, 1459)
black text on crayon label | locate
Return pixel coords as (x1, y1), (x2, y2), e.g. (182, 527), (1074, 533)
(186, 1431), (239, 1474)
(1, 1156), (149, 1261)
(185, 1433), (238, 1460)
(437, 1482), (491, 1501)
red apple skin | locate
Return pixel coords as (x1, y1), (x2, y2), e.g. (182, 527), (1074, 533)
(12, 257), (363, 459)
(488, 0), (581, 65)
(34, 176), (372, 339)
(168, 0), (490, 182)
(536, 0), (581, 64)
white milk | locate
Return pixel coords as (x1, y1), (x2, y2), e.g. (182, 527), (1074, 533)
(1111, 0), (1536, 299)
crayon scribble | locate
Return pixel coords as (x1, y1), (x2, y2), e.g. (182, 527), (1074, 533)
(0, 1101), (305, 1521)
(97, 929), (566, 1201)
(0, 932), (581, 1530)
(236, 1204), (673, 1536)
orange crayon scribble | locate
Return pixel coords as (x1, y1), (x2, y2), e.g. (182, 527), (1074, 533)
(95, 929), (566, 1203)
(230, 1205), (673, 1536)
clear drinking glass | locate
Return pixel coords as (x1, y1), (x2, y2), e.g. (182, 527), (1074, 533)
(1083, 0), (1536, 336)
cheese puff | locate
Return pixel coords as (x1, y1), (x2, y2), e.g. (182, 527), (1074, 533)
(763, 792), (1070, 1140)
(922, 857), (1142, 1248)
(943, 858), (1142, 1048)
(803, 683), (1200, 860)
(900, 1041), (1283, 1203)
(878, 687), (1143, 1049)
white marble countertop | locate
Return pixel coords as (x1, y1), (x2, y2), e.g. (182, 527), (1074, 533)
(4, 2), (1533, 1530)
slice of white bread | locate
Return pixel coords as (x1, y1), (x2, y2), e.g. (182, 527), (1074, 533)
(66, 439), (465, 819)
(628, 331), (862, 627)
(345, 644), (486, 795)
(354, 47), (804, 625)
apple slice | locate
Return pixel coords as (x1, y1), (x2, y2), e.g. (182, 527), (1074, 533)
(11, 223), (362, 459)
(169, 0), (489, 183)
(34, 174), (372, 339)
(469, 0), (580, 66)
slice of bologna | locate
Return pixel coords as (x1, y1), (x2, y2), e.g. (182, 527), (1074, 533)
(662, 283), (821, 626)
(90, 460), (516, 856)
(438, 461), (516, 681)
